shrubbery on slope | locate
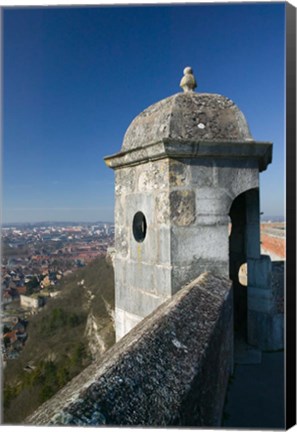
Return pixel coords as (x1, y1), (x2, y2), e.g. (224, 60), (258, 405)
(3, 257), (115, 424)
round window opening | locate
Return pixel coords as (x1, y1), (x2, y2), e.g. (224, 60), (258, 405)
(133, 211), (147, 242)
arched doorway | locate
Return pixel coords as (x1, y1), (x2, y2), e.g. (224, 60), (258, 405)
(229, 188), (261, 341)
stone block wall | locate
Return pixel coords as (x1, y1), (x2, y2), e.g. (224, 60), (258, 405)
(168, 157), (259, 291)
(114, 155), (259, 339)
(114, 159), (172, 338)
(26, 273), (233, 427)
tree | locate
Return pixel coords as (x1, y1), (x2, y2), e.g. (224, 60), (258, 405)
(26, 277), (40, 295)
(39, 384), (55, 403)
(3, 325), (10, 334)
(4, 336), (10, 348)
(70, 342), (86, 368)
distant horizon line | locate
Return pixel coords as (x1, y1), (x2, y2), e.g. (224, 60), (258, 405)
(2, 215), (286, 227)
(2, 220), (115, 226)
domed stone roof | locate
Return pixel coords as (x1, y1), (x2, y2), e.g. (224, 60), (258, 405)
(122, 68), (252, 152)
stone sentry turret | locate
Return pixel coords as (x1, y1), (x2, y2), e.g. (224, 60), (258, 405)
(105, 67), (272, 343)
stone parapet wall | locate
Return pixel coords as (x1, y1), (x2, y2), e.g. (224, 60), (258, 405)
(26, 273), (233, 427)
(248, 257), (284, 350)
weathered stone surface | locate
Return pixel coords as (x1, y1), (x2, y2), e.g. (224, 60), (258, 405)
(248, 287), (274, 313)
(105, 140), (272, 172)
(216, 159), (259, 200)
(26, 273), (233, 427)
(171, 225), (229, 264)
(194, 214), (230, 226)
(115, 168), (136, 195)
(125, 261), (158, 295)
(169, 159), (189, 186)
(114, 225), (128, 257)
(155, 227), (171, 264)
(271, 261), (284, 314)
(195, 187), (233, 215)
(188, 159), (214, 187)
(122, 92), (253, 151)
(125, 193), (155, 223)
(170, 190), (196, 226)
(246, 224), (261, 259)
(114, 257), (127, 294)
(115, 308), (143, 340)
(248, 310), (284, 351)
(106, 74), (273, 346)
(245, 188), (261, 224)
(155, 192), (170, 224)
(248, 255), (272, 289)
(247, 259), (284, 350)
(171, 260), (229, 293)
(116, 281), (166, 318)
(137, 160), (169, 192)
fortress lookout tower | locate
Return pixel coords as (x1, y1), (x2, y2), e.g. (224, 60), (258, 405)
(105, 67), (273, 346)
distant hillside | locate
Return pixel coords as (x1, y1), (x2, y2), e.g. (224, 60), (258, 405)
(3, 257), (115, 424)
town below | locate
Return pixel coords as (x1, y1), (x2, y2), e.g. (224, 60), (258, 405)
(2, 222), (114, 363)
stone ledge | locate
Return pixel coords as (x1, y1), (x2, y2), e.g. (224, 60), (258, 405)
(26, 272), (233, 427)
(105, 138), (272, 172)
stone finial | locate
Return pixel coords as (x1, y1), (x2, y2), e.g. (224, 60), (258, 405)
(180, 66), (197, 93)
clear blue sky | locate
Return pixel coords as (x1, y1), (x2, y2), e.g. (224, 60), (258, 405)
(2, 3), (285, 223)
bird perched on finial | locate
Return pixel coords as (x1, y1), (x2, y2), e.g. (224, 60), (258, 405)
(180, 66), (197, 93)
